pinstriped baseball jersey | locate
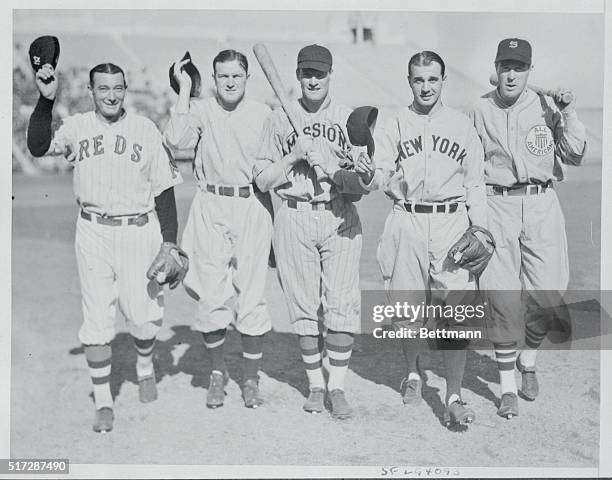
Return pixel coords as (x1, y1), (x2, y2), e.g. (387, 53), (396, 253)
(255, 97), (363, 335)
(164, 97), (270, 186)
(370, 104), (487, 227)
(469, 89), (586, 187)
(53, 111), (182, 216)
(254, 99), (353, 202)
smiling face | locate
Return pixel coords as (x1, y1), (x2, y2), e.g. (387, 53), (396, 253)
(213, 59), (249, 110)
(495, 60), (531, 104)
(408, 61), (445, 114)
(297, 67), (331, 105)
(89, 72), (126, 122)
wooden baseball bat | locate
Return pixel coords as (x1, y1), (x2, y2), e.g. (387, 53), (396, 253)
(252, 43), (326, 183)
(488, 74), (573, 104)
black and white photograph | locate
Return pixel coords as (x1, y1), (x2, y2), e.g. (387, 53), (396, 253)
(5, 1), (612, 478)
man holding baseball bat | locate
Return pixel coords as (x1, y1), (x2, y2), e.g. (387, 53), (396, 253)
(27, 58), (183, 433)
(254, 44), (371, 419)
(164, 50), (273, 410)
(469, 38), (587, 418)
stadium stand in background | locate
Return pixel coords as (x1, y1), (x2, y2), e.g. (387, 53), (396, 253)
(12, 11), (602, 174)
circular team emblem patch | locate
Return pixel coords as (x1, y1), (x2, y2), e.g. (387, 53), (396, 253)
(525, 125), (554, 156)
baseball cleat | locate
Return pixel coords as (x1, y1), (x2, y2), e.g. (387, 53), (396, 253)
(241, 378), (264, 409)
(206, 371), (229, 409)
(303, 387), (326, 414)
(138, 373), (158, 403)
(497, 392), (519, 419)
(93, 407), (114, 433)
(444, 399), (475, 426)
(516, 357), (539, 401)
(400, 376), (422, 405)
(328, 389), (352, 420)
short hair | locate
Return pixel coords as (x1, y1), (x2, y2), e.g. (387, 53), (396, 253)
(89, 63), (126, 86)
(408, 51), (446, 78)
(212, 49), (248, 74)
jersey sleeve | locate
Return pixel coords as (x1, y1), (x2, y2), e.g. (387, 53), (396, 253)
(462, 123), (487, 228)
(27, 95), (77, 161)
(150, 124), (183, 196)
(163, 100), (204, 155)
(51, 115), (79, 163)
(553, 108), (587, 166)
(366, 111), (400, 191)
(27, 96), (54, 157)
(253, 111), (294, 192)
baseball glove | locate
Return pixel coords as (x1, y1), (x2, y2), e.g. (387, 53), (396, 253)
(447, 226), (496, 276)
(146, 242), (189, 289)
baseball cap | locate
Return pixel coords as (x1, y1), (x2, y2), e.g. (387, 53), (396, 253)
(346, 106), (378, 157)
(297, 44), (332, 72)
(495, 38), (532, 65)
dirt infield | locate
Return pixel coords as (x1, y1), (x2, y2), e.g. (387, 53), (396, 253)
(10, 155), (601, 469)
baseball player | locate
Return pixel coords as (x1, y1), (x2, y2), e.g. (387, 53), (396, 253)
(355, 51), (490, 425)
(164, 49), (273, 409)
(468, 38), (586, 418)
(27, 62), (183, 433)
(254, 44), (370, 419)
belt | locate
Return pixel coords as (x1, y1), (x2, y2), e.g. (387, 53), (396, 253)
(80, 210), (150, 227)
(489, 181), (552, 196)
(206, 184), (254, 198)
(286, 198), (339, 211)
(402, 202), (459, 214)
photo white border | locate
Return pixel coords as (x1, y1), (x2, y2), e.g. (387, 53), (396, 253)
(4, 0), (609, 478)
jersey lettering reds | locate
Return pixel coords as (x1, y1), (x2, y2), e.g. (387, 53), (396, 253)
(164, 98), (271, 187)
(255, 99), (354, 202)
(369, 105), (487, 226)
(53, 111), (182, 216)
(468, 89), (587, 186)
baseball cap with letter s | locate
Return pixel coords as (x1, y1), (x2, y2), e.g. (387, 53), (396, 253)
(495, 38), (532, 65)
(297, 44), (332, 72)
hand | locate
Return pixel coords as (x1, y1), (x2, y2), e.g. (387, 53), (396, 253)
(306, 150), (332, 176)
(49, 140), (75, 160)
(292, 135), (314, 161)
(552, 87), (575, 113)
(173, 57), (193, 93)
(354, 151), (375, 184)
(35, 64), (58, 100)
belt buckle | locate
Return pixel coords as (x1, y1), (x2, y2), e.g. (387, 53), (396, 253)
(130, 214), (148, 227)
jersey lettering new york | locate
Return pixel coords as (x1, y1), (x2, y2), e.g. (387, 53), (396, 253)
(397, 134), (468, 165)
(373, 105), (485, 208)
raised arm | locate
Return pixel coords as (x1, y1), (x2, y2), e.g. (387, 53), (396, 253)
(551, 90), (587, 166)
(27, 64), (59, 157)
(163, 57), (202, 153)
